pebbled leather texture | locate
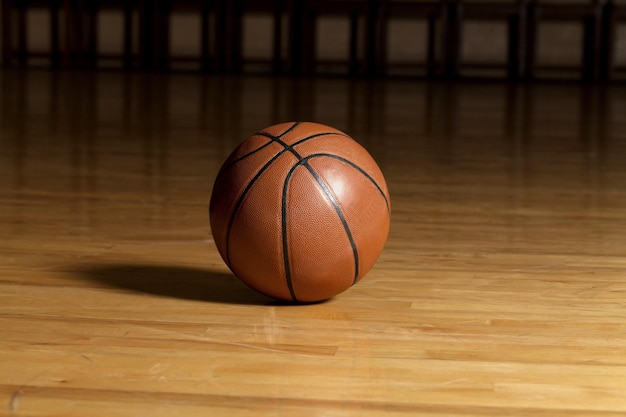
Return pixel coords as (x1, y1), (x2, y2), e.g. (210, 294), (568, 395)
(210, 122), (390, 303)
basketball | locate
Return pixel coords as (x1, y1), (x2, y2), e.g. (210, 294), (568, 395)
(209, 122), (390, 303)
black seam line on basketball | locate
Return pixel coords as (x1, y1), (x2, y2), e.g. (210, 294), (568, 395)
(281, 158), (360, 303)
(308, 153), (390, 214)
(281, 166), (298, 302)
(218, 129), (349, 181)
(214, 138), (275, 182)
(255, 121), (299, 144)
(215, 123), (300, 181)
(256, 131), (350, 157)
(276, 121), (300, 138)
(223, 147), (289, 268)
(302, 161), (360, 285)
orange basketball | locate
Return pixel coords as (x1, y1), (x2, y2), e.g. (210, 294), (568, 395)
(209, 122), (390, 303)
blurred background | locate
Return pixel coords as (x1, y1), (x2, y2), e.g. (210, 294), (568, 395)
(2, 0), (625, 81)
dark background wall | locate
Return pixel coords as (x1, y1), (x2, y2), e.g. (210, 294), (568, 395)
(2, 1), (626, 80)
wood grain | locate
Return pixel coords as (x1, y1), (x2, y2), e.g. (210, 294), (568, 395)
(1, 70), (626, 416)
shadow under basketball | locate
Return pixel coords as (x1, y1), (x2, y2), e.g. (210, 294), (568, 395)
(79, 264), (274, 305)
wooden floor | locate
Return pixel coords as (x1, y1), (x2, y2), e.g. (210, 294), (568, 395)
(1, 69), (626, 416)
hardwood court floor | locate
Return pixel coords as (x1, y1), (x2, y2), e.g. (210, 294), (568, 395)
(1, 70), (626, 416)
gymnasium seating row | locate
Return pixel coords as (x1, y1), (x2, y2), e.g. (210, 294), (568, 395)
(2, 0), (625, 80)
